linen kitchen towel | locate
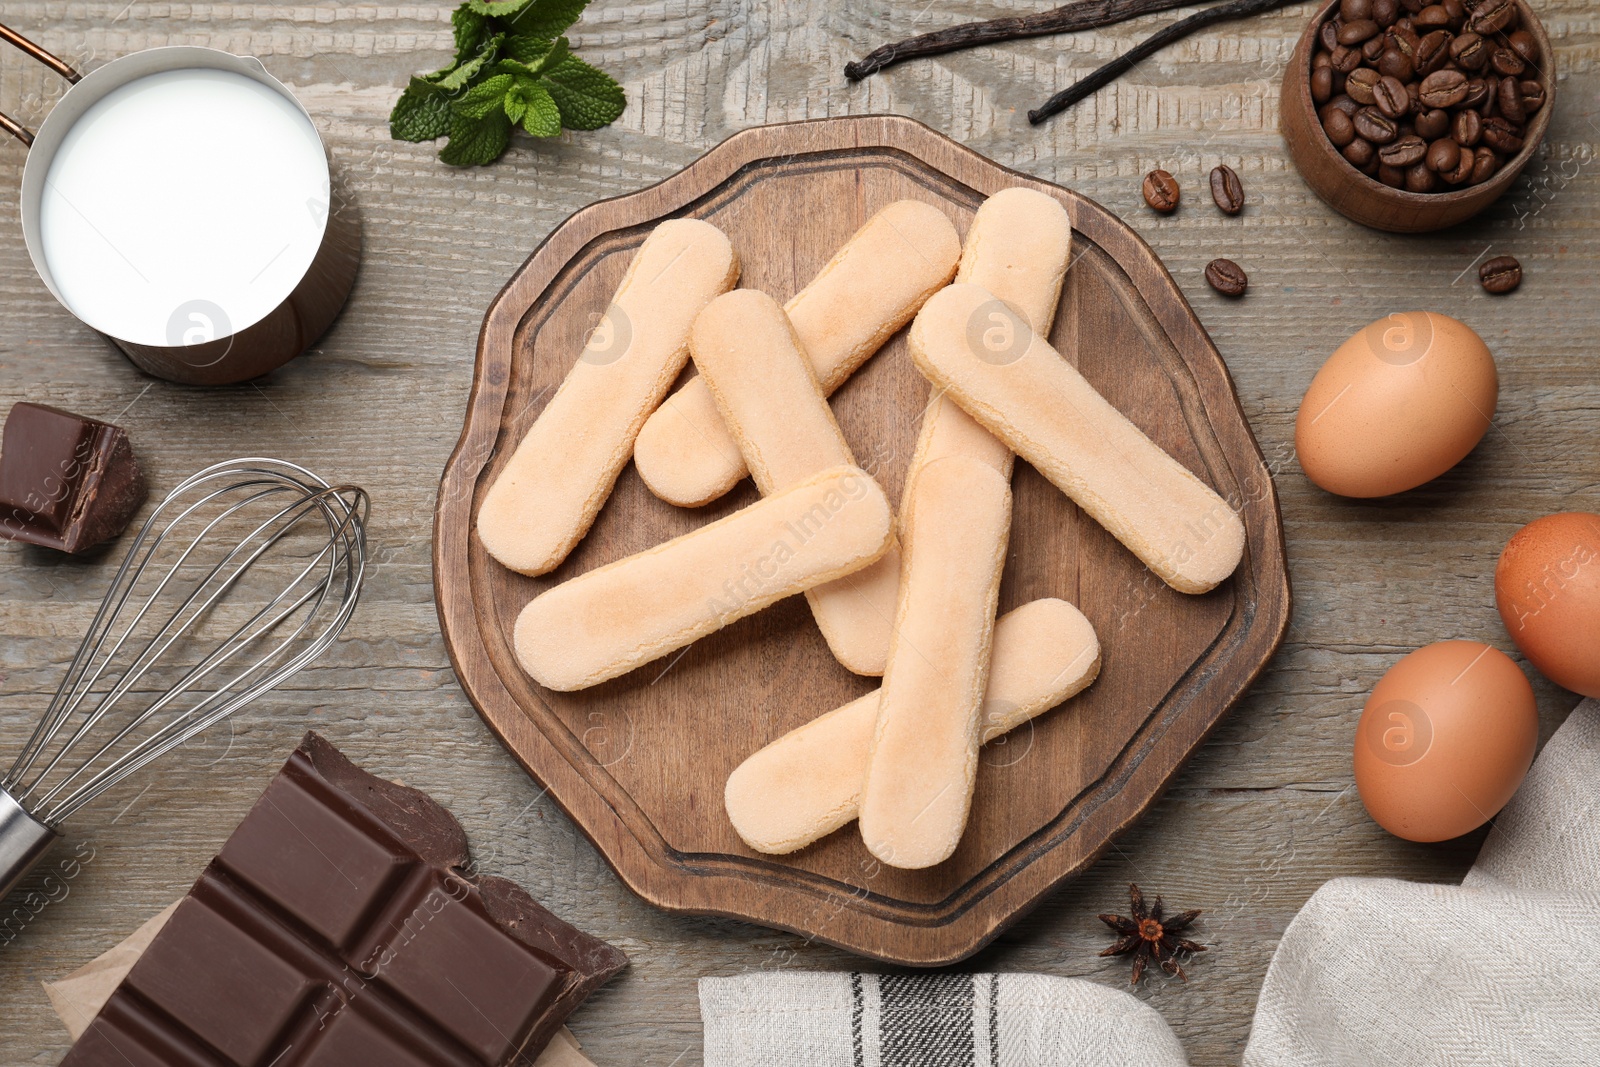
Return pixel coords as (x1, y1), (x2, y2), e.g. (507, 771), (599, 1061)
(699, 971), (1188, 1066)
(1244, 698), (1600, 1065)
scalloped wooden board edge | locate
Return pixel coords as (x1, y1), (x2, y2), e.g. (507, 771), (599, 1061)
(434, 116), (1291, 966)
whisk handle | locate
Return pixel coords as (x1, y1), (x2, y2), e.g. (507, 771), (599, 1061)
(0, 788), (59, 904)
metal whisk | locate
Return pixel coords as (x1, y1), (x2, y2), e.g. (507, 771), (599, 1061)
(0, 459), (368, 901)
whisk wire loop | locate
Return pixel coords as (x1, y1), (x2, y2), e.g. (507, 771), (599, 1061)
(1, 459), (368, 827)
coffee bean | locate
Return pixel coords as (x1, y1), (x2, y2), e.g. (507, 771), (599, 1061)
(1401, 0), (1426, 13)
(1462, 76), (1489, 108)
(1441, 145), (1475, 182)
(1467, 0), (1515, 34)
(1452, 108), (1482, 146)
(1481, 116), (1524, 153)
(1378, 162), (1408, 187)
(1387, 24), (1421, 58)
(1374, 0), (1401, 27)
(1480, 73), (1499, 116)
(1311, 65), (1335, 103)
(1354, 106), (1400, 143)
(1497, 76), (1526, 123)
(1378, 134), (1427, 166)
(1323, 107), (1358, 148)
(1415, 4), (1451, 29)
(1345, 137), (1378, 166)
(1339, 17), (1382, 44)
(1442, 0), (1466, 26)
(1407, 81), (1424, 115)
(1419, 68), (1469, 107)
(1142, 169), (1180, 212)
(1362, 34), (1388, 61)
(1507, 29), (1539, 66)
(1346, 67), (1382, 104)
(1377, 46), (1415, 80)
(1374, 74), (1411, 116)
(1469, 145), (1499, 183)
(1520, 79), (1545, 113)
(1416, 30), (1454, 77)
(1449, 31), (1489, 70)
(1478, 254), (1522, 293)
(1205, 258), (1248, 297)
(1330, 44), (1363, 73)
(1415, 107), (1450, 139)
(1425, 136), (1460, 172)
(1322, 19), (1344, 53)
(1324, 93), (1363, 117)
(1405, 161), (1439, 191)
(1491, 45), (1526, 77)
(1209, 165), (1245, 214)
(1341, 0), (1373, 18)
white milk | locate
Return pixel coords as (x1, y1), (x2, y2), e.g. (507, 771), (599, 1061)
(38, 68), (329, 348)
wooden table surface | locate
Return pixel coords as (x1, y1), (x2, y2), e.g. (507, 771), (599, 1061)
(1, 2), (1594, 1063)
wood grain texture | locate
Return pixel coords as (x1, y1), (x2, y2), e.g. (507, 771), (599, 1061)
(0, 0), (1596, 1063)
(437, 115), (1290, 965)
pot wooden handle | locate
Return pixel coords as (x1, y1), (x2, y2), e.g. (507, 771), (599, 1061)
(0, 21), (81, 147)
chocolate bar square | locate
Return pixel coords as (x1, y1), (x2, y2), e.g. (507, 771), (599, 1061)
(0, 402), (146, 553)
(61, 733), (627, 1066)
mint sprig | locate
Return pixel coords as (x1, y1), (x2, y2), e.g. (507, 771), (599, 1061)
(390, 0), (625, 167)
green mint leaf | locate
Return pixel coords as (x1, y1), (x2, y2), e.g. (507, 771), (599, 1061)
(451, 6), (487, 63)
(455, 73), (515, 120)
(426, 31), (503, 91)
(390, 78), (452, 141)
(464, 0), (533, 16)
(540, 54), (625, 130)
(509, 79), (562, 136)
(472, 0), (589, 39)
(501, 34), (569, 75)
(439, 107), (512, 167)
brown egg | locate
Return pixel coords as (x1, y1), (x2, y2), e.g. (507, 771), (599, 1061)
(1353, 640), (1536, 842)
(1495, 512), (1600, 698)
(1296, 312), (1498, 497)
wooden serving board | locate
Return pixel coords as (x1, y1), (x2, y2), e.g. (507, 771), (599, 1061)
(434, 116), (1291, 966)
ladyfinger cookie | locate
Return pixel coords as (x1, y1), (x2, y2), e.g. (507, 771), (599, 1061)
(859, 454), (1012, 869)
(909, 283), (1245, 595)
(907, 188), (1076, 482)
(514, 466), (892, 691)
(633, 200), (961, 507)
(725, 598), (1100, 855)
(956, 187), (1074, 330)
(691, 289), (899, 675)
(478, 219), (738, 576)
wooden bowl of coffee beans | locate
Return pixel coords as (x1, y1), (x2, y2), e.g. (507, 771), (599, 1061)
(1281, 0), (1553, 232)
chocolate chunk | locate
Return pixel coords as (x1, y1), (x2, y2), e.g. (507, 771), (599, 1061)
(0, 403), (146, 554)
(60, 732), (627, 1066)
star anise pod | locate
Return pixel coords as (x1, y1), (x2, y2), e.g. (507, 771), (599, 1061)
(1098, 882), (1206, 983)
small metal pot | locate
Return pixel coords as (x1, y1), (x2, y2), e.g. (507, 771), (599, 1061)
(1, 24), (360, 386)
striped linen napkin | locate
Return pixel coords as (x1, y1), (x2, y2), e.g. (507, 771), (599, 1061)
(700, 971), (1186, 1066)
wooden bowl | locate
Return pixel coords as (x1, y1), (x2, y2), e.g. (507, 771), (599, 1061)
(1280, 0), (1554, 233)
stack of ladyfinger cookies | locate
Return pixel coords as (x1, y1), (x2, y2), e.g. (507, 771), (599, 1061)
(477, 189), (1246, 870)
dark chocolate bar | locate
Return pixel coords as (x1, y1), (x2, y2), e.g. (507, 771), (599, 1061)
(61, 732), (627, 1066)
(0, 402), (146, 553)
